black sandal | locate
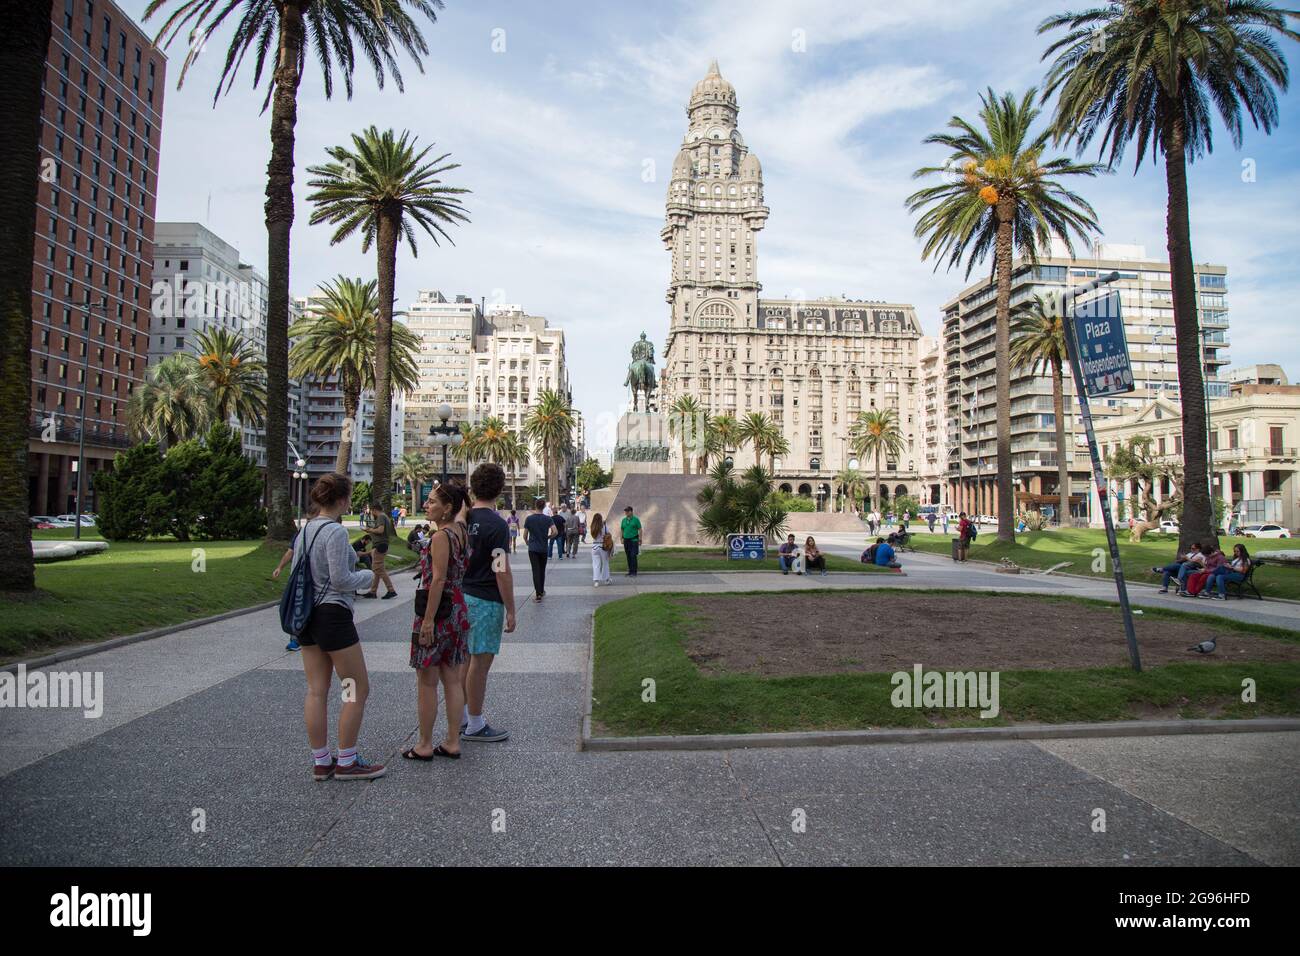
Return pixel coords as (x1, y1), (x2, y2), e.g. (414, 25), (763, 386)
(432, 745), (460, 759)
(401, 746), (435, 761)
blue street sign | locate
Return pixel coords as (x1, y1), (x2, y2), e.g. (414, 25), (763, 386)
(1071, 290), (1134, 398)
(727, 533), (766, 560)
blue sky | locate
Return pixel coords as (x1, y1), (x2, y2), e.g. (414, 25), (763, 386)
(127, 0), (1300, 453)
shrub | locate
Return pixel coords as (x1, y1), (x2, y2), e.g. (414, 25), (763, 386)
(697, 461), (787, 542)
(94, 442), (170, 541)
(770, 490), (815, 512)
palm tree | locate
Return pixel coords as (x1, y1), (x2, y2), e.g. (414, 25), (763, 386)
(289, 276), (419, 472)
(667, 395), (702, 474)
(737, 412), (779, 470)
(394, 451), (431, 516)
(850, 408), (905, 513)
(1039, 1), (1300, 549)
(907, 87), (1103, 544)
(523, 390), (575, 506)
(835, 467), (865, 514)
(697, 413), (724, 474)
(697, 460), (787, 543)
(144, 0), (445, 543)
(307, 126), (469, 512)
(501, 431), (531, 509)
(1010, 294), (1072, 525)
(127, 355), (213, 447)
(711, 414), (741, 465)
(0, 0), (53, 591)
(192, 327), (267, 429)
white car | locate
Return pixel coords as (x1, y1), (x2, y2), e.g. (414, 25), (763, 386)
(56, 514), (95, 525)
(1239, 524), (1291, 539)
(1158, 520), (1179, 534)
(30, 515), (74, 528)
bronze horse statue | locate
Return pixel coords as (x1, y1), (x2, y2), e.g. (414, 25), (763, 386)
(624, 331), (658, 412)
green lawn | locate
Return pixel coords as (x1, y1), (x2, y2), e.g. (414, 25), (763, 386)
(591, 590), (1300, 737)
(908, 527), (1300, 600)
(5, 532), (415, 661)
(607, 546), (889, 574)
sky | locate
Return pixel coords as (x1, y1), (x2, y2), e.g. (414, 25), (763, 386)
(125, 0), (1300, 455)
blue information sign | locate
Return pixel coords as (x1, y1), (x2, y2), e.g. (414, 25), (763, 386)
(727, 533), (766, 560)
(1071, 290), (1134, 398)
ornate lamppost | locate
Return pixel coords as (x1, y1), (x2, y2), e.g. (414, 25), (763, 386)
(428, 402), (463, 485)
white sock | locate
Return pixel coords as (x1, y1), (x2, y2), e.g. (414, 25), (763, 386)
(337, 746), (358, 767)
(312, 746), (332, 767)
(467, 712), (487, 735)
(462, 705), (470, 725)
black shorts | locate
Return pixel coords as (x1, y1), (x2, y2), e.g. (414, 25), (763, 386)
(299, 602), (360, 652)
(373, 539), (390, 555)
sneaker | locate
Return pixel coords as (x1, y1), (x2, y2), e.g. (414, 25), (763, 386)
(285, 639), (301, 651)
(313, 758), (336, 782)
(1157, 588), (1168, 594)
(334, 756), (386, 781)
(1150, 566), (1162, 574)
(1211, 594), (1226, 601)
(381, 590), (398, 600)
(358, 592), (377, 600)
(462, 723), (510, 743)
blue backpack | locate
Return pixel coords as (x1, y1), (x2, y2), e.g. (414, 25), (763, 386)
(279, 521), (329, 637)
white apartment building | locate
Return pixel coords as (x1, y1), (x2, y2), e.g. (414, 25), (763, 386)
(917, 336), (949, 508)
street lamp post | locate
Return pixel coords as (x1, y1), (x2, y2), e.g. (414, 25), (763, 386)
(428, 402), (463, 486)
(293, 458), (308, 523)
(73, 296), (108, 540)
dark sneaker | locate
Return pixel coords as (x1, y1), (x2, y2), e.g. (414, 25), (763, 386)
(358, 592), (377, 600)
(461, 724), (510, 743)
(1157, 587), (1168, 594)
(381, 590), (398, 600)
(334, 756), (386, 781)
(313, 758), (336, 782)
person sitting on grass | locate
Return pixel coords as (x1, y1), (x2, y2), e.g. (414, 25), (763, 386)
(778, 534), (801, 575)
(861, 540), (878, 565)
(803, 536), (827, 576)
(353, 534), (374, 569)
(873, 536), (901, 570)
(1152, 541), (1204, 595)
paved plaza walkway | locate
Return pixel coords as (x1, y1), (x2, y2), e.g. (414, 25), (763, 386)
(1, 542), (1296, 866)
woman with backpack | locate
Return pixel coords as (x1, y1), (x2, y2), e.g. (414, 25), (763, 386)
(956, 512), (974, 562)
(402, 481), (472, 761)
(590, 513), (613, 587)
(290, 472), (386, 782)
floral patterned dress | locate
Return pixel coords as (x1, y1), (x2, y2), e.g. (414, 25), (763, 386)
(409, 526), (470, 669)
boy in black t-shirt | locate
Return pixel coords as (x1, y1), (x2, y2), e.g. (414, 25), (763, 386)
(460, 464), (517, 743)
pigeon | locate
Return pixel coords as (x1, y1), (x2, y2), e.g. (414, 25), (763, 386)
(1187, 639), (1217, 654)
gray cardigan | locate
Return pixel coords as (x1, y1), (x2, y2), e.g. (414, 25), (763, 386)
(292, 518), (374, 610)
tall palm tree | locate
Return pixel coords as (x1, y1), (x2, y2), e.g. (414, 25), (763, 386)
(307, 125), (469, 511)
(0, 0), (52, 591)
(907, 87), (1103, 543)
(192, 326), (267, 428)
(289, 276), (420, 472)
(835, 467), (865, 514)
(697, 413), (723, 473)
(501, 431), (531, 508)
(666, 395), (702, 475)
(127, 355), (213, 447)
(711, 414), (741, 465)
(394, 451), (431, 516)
(850, 408), (904, 513)
(1039, 0), (1300, 549)
(522, 389), (574, 506)
(1010, 294), (1072, 525)
(737, 412), (780, 471)
(145, 0), (445, 543)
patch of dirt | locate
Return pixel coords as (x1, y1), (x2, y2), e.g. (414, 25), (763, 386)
(678, 593), (1300, 677)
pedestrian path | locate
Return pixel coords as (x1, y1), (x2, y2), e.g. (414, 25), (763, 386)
(0, 547), (1295, 865)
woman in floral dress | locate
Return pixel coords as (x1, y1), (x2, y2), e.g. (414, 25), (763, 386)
(403, 482), (471, 761)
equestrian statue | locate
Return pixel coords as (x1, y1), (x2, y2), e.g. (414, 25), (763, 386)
(624, 331), (658, 412)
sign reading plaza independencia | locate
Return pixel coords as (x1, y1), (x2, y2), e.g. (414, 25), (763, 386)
(727, 533), (766, 559)
(1071, 290), (1135, 398)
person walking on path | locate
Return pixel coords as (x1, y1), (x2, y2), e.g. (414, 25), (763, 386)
(590, 513), (613, 586)
(565, 506), (582, 558)
(550, 507), (568, 560)
(291, 473), (385, 781)
(941, 512), (950, 536)
(459, 464), (516, 744)
(523, 498), (555, 601)
(402, 481), (471, 762)
(506, 509), (520, 553)
(620, 505), (642, 576)
(926, 512), (936, 534)
(575, 506), (588, 545)
(359, 501), (398, 600)
(956, 512), (974, 562)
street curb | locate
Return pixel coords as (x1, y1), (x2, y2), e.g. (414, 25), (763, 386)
(1, 599), (280, 673)
(580, 718), (1300, 752)
(581, 614), (596, 744)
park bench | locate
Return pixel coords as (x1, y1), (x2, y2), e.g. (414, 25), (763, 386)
(1225, 560), (1265, 601)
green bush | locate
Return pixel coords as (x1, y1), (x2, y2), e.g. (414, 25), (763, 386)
(351, 480), (371, 510)
(94, 442), (170, 541)
(770, 490), (815, 512)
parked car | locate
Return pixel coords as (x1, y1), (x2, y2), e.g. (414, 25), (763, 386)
(1238, 524), (1291, 539)
(1158, 520), (1179, 534)
(55, 514), (95, 525)
(30, 515), (73, 528)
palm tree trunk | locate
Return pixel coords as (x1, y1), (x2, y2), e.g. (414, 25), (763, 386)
(681, 437), (688, 475)
(1052, 357), (1069, 526)
(1162, 105), (1212, 552)
(372, 205), (400, 512)
(0, 1), (50, 591)
(335, 377), (359, 474)
(874, 450), (882, 516)
(993, 200), (1016, 544)
(261, 1), (306, 544)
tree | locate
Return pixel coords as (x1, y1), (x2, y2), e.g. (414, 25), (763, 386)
(145, 0), (444, 543)
(1040, 0), (1300, 551)
(576, 458), (612, 493)
(696, 412), (723, 473)
(666, 395), (702, 475)
(711, 414), (741, 464)
(696, 460), (787, 544)
(907, 87), (1103, 543)
(849, 408), (904, 513)
(1009, 294), (1071, 524)
(306, 126), (469, 512)
(501, 432), (531, 509)
(522, 389), (574, 506)
(192, 326), (267, 428)
(190, 423), (268, 540)
(1105, 435), (1183, 542)
(393, 451), (431, 516)
(738, 412), (779, 471)
(0, 0), (53, 591)
(835, 467), (865, 514)
(127, 355), (213, 448)
(289, 276), (420, 472)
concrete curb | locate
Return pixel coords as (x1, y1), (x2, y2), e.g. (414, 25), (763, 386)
(581, 614), (596, 744)
(581, 718), (1300, 752)
(2, 599), (280, 673)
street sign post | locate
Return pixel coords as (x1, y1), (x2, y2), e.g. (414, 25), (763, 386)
(727, 533), (766, 560)
(1057, 276), (1143, 672)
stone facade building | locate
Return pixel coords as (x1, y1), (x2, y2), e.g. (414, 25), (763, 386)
(657, 62), (923, 509)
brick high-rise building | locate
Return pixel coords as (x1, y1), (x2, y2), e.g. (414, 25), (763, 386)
(28, 0), (165, 515)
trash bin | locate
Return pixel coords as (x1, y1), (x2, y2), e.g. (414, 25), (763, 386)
(951, 537), (961, 562)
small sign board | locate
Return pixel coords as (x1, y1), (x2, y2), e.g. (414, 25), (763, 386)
(727, 533), (766, 560)
(1071, 290), (1134, 398)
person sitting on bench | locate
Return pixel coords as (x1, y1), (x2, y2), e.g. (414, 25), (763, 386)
(1152, 541), (1205, 595)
